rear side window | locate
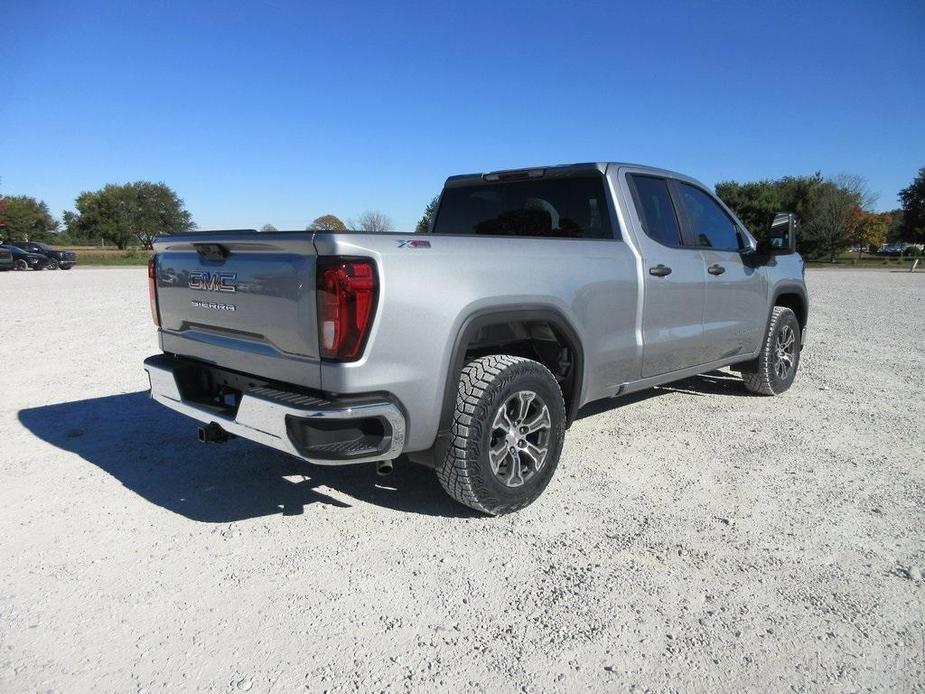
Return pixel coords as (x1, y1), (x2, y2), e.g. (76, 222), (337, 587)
(677, 183), (741, 250)
(628, 175), (682, 247)
(432, 175), (614, 239)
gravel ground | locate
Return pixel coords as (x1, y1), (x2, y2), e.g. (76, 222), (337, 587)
(1, 267), (923, 692)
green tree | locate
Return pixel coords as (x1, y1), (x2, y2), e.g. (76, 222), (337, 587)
(64, 182), (194, 249)
(714, 179), (782, 235)
(885, 208), (905, 242)
(0, 195), (59, 243)
(776, 174), (827, 232)
(803, 174), (875, 262)
(260, 223), (278, 232)
(897, 167), (925, 242)
(307, 214), (347, 231)
(715, 173), (825, 243)
(715, 172), (883, 260)
(415, 196), (439, 234)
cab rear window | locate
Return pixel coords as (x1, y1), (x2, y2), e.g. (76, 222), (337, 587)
(432, 175), (614, 239)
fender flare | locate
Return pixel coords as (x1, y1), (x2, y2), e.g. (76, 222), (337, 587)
(436, 305), (586, 440)
(770, 282), (809, 327)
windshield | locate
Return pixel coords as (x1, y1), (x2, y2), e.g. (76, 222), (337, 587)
(432, 175), (614, 239)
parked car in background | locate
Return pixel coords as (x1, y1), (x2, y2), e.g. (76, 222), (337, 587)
(13, 241), (77, 270)
(0, 243), (50, 270)
(0, 246), (12, 271)
(878, 242), (907, 256)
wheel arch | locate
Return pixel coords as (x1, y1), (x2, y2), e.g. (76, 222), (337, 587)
(437, 305), (585, 438)
(771, 284), (808, 332)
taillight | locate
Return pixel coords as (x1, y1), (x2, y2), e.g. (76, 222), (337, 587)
(148, 255), (161, 327)
(316, 257), (378, 361)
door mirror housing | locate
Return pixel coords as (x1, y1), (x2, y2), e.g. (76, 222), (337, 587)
(755, 212), (798, 255)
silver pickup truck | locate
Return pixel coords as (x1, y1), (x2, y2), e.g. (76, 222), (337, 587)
(144, 162), (808, 514)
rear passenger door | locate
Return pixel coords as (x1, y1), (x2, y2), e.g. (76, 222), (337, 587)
(674, 183), (767, 363)
(626, 174), (706, 378)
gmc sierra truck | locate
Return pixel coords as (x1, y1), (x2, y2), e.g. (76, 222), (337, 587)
(144, 163), (808, 515)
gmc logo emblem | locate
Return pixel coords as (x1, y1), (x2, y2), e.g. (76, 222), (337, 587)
(188, 271), (237, 293)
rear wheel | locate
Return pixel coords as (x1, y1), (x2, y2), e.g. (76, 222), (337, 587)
(437, 355), (566, 515)
(741, 306), (801, 395)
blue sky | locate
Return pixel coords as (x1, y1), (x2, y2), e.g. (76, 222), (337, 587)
(2, 0), (923, 231)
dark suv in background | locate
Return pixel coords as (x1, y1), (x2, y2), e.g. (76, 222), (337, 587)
(14, 241), (77, 270)
(0, 242), (50, 270)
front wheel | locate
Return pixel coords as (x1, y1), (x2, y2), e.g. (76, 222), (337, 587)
(436, 355), (566, 515)
(13, 259), (28, 271)
(46, 258), (59, 270)
(741, 306), (801, 395)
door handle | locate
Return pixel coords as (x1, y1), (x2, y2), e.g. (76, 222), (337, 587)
(707, 264), (726, 276)
(648, 264), (672, 277)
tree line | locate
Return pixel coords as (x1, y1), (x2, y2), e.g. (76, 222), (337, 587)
(1, 169), (922, 257)
(0, 181), (195, 249)
(0, 181), (404, 248)
(263, 210), (397, 233)
(715, 168), (924, 260)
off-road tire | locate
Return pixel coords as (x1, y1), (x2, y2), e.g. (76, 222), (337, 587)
(741, 306), (801, 395)
(437, 355), (566, 515)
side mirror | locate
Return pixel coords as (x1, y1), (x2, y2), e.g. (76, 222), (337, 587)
(758, 212), (797, 255)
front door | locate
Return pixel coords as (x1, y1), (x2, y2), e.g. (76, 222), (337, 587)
(626, 173), (707, 378)
(674, 182), (768, 362)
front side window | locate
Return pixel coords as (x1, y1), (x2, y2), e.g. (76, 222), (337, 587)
(678, 183), (741, 250)
(628, 175), (682, 247)
(432, 175), (613, 239)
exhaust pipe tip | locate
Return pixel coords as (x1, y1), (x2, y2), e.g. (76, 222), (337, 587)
(376, 459), (394, 477)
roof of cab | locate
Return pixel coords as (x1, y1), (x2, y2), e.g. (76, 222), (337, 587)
(443, 162), (692, 187)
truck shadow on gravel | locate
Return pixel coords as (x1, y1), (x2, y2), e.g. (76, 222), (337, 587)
(19, 371), (746, 523)
(18, 392), (479, 522)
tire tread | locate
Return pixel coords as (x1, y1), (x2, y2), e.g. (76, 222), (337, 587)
(742, 306), (798, 396)
(436, 355), (564, 515)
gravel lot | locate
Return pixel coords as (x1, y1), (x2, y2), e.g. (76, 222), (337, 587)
(1, 267), (923, 692)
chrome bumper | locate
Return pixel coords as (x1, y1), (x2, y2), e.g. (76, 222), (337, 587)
(144, 356), (406, 466)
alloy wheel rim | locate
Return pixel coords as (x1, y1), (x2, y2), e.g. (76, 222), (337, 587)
(774, 324), (796, 380)
(488, 390), (551, 488)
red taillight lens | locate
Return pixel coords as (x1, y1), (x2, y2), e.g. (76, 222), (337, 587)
(316, 257), (378, 361)
(148, 255), (161, 327)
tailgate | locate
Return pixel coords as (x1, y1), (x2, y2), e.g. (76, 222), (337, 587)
(152, 231), (321, 390)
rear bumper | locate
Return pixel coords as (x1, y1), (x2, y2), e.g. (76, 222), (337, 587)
(143, 354), (406, 465)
